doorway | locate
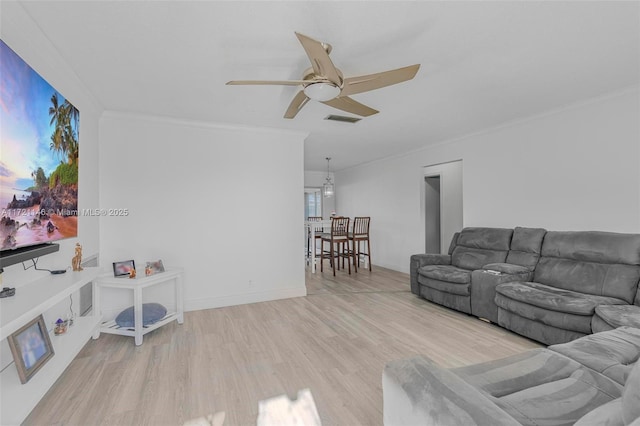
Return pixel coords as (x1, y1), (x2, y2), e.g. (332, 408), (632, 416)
(422, 160), (463, 254)
(424, 176), (441, 253)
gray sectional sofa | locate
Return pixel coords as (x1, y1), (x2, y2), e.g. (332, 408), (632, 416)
(383, 326), (640, 426)
(411, 227), (640, 345)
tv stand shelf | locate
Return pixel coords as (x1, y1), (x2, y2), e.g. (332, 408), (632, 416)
(0, 267), (102, 425)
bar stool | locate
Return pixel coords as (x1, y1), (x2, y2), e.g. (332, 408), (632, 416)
(350, 217), (371, 271)
(306, 216), (323, 261)
(321, 217), (351, 276)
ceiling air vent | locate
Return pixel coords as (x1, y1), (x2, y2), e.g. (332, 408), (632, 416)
(324, 114), (361, 124)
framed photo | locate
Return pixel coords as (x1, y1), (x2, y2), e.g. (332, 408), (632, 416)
(145, 259), (165, 276)
(113, 260), (136, 277)
(8, 314), (55, 384)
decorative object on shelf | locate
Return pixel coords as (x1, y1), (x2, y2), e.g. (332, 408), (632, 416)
(145, 259), (165, 276)
(0, 286), (16, 298)
(112, 260), (136, 278)
(323, 157), (334, 198)
(8, 314), (55, 384)
(71, 243), (83, 271)
(115, 303), (167, 328)
(54, 318), (68, 335)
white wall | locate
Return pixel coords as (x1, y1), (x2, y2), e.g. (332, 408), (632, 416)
(0, 2), (102, 283)
(99, 112), (306, 315)
(336, 88), (640, 273)
(304, 171), (336, 218)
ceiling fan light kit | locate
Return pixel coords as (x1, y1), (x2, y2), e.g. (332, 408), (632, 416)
(303, 82), (341, 102)
(227, 32), (420, 119)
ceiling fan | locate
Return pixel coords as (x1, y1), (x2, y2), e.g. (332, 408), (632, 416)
(226, 32), (420, 119)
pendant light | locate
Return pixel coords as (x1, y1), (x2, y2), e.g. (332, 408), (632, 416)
(323, 157), (334, 198)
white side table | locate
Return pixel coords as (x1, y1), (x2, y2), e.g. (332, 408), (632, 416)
(92, 267), (184, 345)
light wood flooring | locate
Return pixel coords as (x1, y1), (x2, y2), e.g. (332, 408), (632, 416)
(25, 265), (541, 426)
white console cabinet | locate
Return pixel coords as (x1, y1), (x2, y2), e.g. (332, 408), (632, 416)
(0, 267), (102, 425)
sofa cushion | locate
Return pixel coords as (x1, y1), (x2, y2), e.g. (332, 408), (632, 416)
(419, 277), (471, 297)
(456, 227), (513, 251)
(452, 247), (509, 271)
(595, 305), (640, 330)
(534, 257), (640, 304)
(453, 349), (582, 398)
(418, 265), (471, 284)
(493, 367), (622, 426)
(454, 348), (624, 426)
(496, 282), (627, 315)
(451, 227), (512, 270)
(541, 231), (640, 265)
(623, 361), (640, 425)
(592, 315), (616, 334)
(549, 327), (640, 386)
(506, 227), (546, 270)
(496, 295), (594, 334)
(574, 398), (624, 426)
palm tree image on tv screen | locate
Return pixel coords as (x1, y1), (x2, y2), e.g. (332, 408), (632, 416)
(0, 39), (79, 251)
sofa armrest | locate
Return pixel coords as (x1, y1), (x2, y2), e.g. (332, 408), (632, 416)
(383, 356), (519, 426)
(410, 254), (451, 295)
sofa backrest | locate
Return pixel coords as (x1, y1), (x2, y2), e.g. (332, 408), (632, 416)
(451, 227), (513, 271)
(534, 231), (640, 303)
(506, 227), (547, 271)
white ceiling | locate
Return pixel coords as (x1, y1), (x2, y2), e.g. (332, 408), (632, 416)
(16, 1), (640, 171)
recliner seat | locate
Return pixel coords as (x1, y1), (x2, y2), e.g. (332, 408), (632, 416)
(495, 231), (640, 345)
(413, 227), (513, 314)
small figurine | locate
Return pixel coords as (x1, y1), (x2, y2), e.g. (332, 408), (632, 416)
(129, 268), (137, 278)
(72, 243), (83, 271)
(145, 265), (152, 276)
(54, 318), (68, 335)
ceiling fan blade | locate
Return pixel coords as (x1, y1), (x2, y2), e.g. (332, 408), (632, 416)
(322, 96), (379, 117)
(339, 64), (420, 97)
(284, 91), (310, 119)
(226, 80), (307, 86)
(295, 32), (342, 85)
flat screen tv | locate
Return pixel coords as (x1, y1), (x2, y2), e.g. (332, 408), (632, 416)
(0, 39), (79, 265)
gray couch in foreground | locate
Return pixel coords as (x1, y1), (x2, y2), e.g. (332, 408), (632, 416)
(411, 227), (640, 345)
(383, 327), (640, 426)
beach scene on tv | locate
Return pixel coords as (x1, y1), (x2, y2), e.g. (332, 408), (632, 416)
(0, 40), (79, 250)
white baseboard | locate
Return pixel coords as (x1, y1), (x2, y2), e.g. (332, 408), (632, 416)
(185, 286), (307, 312)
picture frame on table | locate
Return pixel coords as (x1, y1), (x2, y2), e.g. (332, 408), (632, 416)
(145, 259), (165, 276)
(8, 314), (55, 384)
(113, 260), (136, 277)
